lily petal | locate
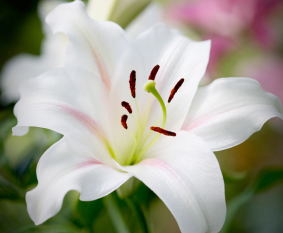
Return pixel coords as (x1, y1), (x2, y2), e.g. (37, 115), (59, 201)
(125, 131), (226, 233)
(13, 66), (107, 135)
(27, 137), (131, 225)
(183, 78), (283, 151)
(46, 1), (129, 89)
(12, 66), (114, 163)
(38, 0), (65, 34)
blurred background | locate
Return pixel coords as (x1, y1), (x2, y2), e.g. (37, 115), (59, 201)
(0, 0), (283, 232)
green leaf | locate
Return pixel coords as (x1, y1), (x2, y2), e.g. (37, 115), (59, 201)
(220, 167), (283, 233)
(0, 175), (25, 200)
(219, 191), (253, 233)
(103, 193), (130, 233)
(0, 200), (33, 232)
(74, 198), (103, 229)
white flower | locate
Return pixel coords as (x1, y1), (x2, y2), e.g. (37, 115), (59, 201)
(12, 1), (283, 232)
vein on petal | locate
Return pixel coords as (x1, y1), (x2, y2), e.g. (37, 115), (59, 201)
(57, 104), (103, 137)
(76, 23), (111, 91)
(184, 103), (281, 131)
(76, 159), (103, 169)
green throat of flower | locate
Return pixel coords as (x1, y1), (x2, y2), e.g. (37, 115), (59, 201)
(117, 65), (184, 166)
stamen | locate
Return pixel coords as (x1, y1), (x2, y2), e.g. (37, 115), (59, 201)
(129, 70), (136, 98)
(150, 127), (176, 136)
(168, 78), (185, 103)
(121, 101), (132, 114)
(121, 115), (128, 129)
(128, 70), (142, 140)
(148, 65), (160, 81)
(121, 100), (141, 142)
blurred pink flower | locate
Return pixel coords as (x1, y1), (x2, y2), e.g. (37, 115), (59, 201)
(168, 0), (283, 74)
(251, 0), (283, 49)
(240, 57), (283, 105)
(168, 0), (255, 38)
(169, 0), (282, 47)
(205, 35), (236, 75)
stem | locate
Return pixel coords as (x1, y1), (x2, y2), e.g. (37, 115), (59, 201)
(103, 193), (130, 233)
(112, 0), (151, 29)
(126, 197), (150, 233)
(105, 0), (119, 21)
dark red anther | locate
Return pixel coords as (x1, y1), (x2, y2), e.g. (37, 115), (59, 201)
(150, 127), (176, 136)
(121, 101), (132, 114)
(121, 115), (128, 129)
(148, 65), (160, 81)
(129, 70), (136, 98)
(168, 78), (185, 103)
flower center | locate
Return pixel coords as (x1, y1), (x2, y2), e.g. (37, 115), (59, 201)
(119, 65), (184, 166)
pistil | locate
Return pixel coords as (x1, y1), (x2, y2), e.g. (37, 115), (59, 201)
(143, 80), (167, 128)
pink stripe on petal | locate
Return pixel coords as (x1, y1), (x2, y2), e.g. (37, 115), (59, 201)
(141, 158), (179, 180)
(92, 50), (111, 91)
(184, 116), (216, 131)
(77, 159), (102, 169)
(56, 104), (103, 137)
(184, 103), (264, 131)
(83, 35), (111, 91)
(184, 108), (246, 131)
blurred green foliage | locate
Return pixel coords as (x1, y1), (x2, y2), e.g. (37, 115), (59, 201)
(0, 0), (42, 69)
(221, 167), (283, 233)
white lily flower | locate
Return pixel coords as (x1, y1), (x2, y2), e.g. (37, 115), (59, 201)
(12, 1), (283, 232)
